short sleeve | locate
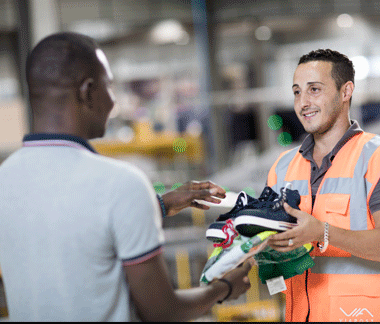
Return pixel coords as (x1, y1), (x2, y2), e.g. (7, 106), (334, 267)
(110, 166), (164, 266)
(369, 179), (380, 215)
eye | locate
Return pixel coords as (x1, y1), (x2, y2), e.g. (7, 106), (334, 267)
(293, 90), (300, 96)
(310, 87), (320, 93)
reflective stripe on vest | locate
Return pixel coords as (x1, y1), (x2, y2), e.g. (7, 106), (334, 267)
(272, 147), (310, 196)
(312, 256), (380, 274)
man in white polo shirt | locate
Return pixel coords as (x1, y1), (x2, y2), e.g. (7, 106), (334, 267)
(0, 32), (252, 321)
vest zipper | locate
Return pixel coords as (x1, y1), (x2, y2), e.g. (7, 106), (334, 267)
(305, 268), (311, 321)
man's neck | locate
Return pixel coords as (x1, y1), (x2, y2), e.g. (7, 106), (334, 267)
(32, 113), (88, 140)
(312, 120), (351, 167)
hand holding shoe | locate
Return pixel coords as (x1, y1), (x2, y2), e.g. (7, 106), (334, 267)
(267, 203), (324, 251)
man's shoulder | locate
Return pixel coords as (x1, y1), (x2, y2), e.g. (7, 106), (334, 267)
(82, 151), (147, 180)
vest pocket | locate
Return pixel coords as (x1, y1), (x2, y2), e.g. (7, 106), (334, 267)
(324, 194), (350, 229)
(325, 194), (350, 215)
(328, 274), (380, 322)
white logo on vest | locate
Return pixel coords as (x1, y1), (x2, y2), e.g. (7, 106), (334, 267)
(339, 307), (374, 322)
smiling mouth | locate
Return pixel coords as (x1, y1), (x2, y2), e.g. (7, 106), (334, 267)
(303, 111), (318, 117)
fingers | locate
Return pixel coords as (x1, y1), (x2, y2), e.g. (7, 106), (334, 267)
(187, 180), (226, 198)
(268, 208), (324, 250)
(268, 244), (297, 252)
(268, 226), (296, 241)
(283, 203), (297, 216)
(269, 239), (296, 249)
(245, 257), (257, 267)
(283, 203), (303, 219)
(189, 189), (225, 208)
(267, 228), (298, 250)
(241, 260), (253, 273)
(198, 188), (224, 203)
(267, 231), (301, 252)
(221, 261), (253, 301)
(189, 201), (211, 210)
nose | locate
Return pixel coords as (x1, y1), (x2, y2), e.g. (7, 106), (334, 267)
(297, 91), (311, 110)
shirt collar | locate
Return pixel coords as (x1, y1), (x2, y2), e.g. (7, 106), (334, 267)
(299, 120), (363, 160)
(23, 133), (97, 153)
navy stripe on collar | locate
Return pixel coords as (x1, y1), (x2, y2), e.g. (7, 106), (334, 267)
(23, 133), (97, 153)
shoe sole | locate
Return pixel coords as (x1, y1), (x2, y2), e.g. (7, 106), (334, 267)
(234, 215), (297, 237)
(205, 228), (226, 242)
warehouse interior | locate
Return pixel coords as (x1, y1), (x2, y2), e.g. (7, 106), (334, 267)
(2, 0), (380, 321)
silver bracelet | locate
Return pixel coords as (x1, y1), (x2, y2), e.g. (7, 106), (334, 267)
(317, 222), (329, 253)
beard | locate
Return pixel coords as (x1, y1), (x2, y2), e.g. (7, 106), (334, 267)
(299, 95), (343, 136)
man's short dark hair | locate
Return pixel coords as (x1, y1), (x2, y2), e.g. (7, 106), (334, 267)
(298, 49), (355, 91)
(26, 32), (101, 93)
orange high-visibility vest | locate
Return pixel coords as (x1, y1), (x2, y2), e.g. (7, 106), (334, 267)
(267, 132), (380, 322)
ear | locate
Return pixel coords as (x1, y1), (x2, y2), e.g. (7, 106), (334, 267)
(79, 78), (94, 106)
(342, 81), (354, 104)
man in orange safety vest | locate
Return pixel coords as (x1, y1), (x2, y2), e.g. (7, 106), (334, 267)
(267, 49), (380, 322)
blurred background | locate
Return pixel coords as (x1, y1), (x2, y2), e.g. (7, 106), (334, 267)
(2, 0), (380, 321)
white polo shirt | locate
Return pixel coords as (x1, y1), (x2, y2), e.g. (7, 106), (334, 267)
(0, 134), (164, 321)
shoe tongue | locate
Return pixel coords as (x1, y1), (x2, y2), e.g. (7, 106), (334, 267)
(285, 189), (301, 208)
(259, 186), (279, 201)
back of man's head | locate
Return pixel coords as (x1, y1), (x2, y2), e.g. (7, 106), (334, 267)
(26, 32), (101, 96)
(298, 49), (355, 91)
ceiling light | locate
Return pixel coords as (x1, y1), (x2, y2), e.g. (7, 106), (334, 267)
(150, 20), (189, 45)
(352, 56), (369, 80)
(337, 14), (354, 28)
(255, 26), (272, 41)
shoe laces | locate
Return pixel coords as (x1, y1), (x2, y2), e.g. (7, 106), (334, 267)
(272, 194), (285, 211)
(258, 186), (279, 202)
(272, 183), (296, 211)
(213, 219), (239, 249)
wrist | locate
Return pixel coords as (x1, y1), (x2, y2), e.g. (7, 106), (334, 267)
(156, 194), (167, 218)
(317, 220), (325, 241)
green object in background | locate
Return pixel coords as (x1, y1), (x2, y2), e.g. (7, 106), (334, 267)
(173, 138), (187, 153)
(267, 114), (283, 130)
(153, 181), (166, 194)
(171, 183), (183, 190)
(277, 132), (293, 146)
(243, 187), (256, 197)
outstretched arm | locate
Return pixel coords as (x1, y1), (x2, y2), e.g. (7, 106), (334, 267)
(268, 203), (380, 261)
(161, 180), (226, 217)
(124, 253), (252, 322)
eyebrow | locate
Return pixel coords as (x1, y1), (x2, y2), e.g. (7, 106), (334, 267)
(292, 81), (324, 88)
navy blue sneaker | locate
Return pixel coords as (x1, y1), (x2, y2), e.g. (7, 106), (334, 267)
(205, 191), (257, 244)
(234, 184), (300, 237)
(206, 221), (228, 244)
(205, 187), (280, 243)
(256, 186), (280, 203)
